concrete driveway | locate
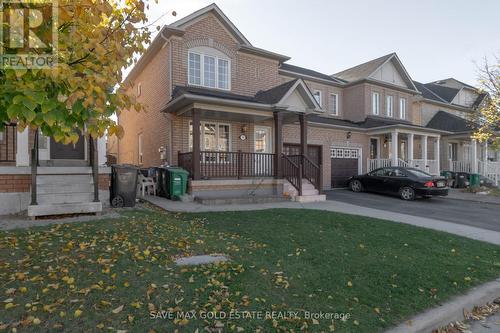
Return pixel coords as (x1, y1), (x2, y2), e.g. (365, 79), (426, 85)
(326, 189), (500, 232)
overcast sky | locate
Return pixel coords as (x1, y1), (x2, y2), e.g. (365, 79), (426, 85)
(143, 0), (500, 85)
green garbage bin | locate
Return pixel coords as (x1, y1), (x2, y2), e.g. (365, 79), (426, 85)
(167, 167), (189, 200)
(470, 173), (481, 187)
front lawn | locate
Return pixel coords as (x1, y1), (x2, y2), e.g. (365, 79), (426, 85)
(1, 208), (499, 332)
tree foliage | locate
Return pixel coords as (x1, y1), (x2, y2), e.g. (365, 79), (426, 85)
(0, 0), (156, 143)
(471, 56), (500, 151)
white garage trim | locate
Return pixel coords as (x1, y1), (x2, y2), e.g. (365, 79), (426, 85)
(330, 146), (363, 175)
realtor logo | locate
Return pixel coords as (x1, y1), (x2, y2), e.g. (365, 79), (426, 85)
(0, 0), (58, 68)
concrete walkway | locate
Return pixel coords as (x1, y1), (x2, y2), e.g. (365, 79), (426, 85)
(447, 189), (500, 205)
(144, 195), (500, 246)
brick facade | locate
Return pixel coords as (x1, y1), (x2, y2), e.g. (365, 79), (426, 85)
(117, 6), (454, 193)
(0, 175), (31, 192)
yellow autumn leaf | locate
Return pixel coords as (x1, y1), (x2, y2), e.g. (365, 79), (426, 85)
(5, 303), (15, 309)
(74, 309), (83, 317)
(33, 318), (41, 325)
(347, 281), (353, 287)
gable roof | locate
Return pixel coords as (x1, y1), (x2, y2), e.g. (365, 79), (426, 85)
(169, 3), (252, 46)
(254, 79), (298, 104)
(431, 78), (476, 90)
(280, 63), (346, 84)
(423, 83), (460, 103)
(333, 53), (394, 82)
(333, 53), (418, 91)
(426, 111), (473, 133)
(413, 81), (448, 103)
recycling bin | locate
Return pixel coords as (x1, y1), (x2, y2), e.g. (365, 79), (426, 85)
(454, 172), (469, 189)
(469, 173), (481, 187)
(110, 165), (138, 207)
(166, 167), (189, 200)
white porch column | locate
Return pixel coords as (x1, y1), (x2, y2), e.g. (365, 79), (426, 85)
(16, 128), (30, 166)
(408, 133), (414, 164)
(391, 130), (398, 166)
(472, 139), (478, 173)
(422, 135), (428, 169)
(435, 136), (440, 174)
(98, 136), (107, 166)
(484, 141), (489, 162)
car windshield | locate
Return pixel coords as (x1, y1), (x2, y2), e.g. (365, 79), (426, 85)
(406, 169), (432, 178)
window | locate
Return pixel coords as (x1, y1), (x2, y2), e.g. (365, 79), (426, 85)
(313, 90), (322, 108)
(399, 98), (407, 119)
(188, 51), (230, 90)
(372, 92), (380, 115)
(137, 83), (142, 97)
(386, 95), (393, 117)
(329, 94), (338, 115)
(188, 53), (201, 86)
(189, 121), (231, 154)
(138, 134), (143, 165)
(448, 143), (458, 161)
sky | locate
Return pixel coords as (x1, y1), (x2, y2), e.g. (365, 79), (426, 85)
(142, 0), (500, 86)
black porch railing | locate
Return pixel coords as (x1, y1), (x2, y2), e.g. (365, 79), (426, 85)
(178, 151), (275, 179)
(0, 124), (17, 162)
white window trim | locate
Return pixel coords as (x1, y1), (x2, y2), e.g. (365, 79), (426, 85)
(386, 95), (393, 117)
(313, 90), (323, 109)
(188, 51), (231, 91)
(372, 92), (380, 115)
(399, 97), (407, 119)
(138, 133), (143, 165)
(330, 93), (339, 116)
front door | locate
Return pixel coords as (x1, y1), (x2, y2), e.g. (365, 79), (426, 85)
(254, 126), (272, 175)
(50, 134), (85, 160)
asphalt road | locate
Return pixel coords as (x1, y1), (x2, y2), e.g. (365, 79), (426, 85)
(326, 189), (500, 232)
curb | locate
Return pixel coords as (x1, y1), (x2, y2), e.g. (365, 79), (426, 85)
(445, 196), (500, 206)
(385, 278), (500, 333)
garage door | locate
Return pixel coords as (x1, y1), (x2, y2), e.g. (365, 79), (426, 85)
(331, 147), (360, 188)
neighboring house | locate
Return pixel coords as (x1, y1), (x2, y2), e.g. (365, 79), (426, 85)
(0, 126), (109, 216)
(117, 3), (500, 201)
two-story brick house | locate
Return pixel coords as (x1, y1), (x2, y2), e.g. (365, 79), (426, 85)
(117, 3), (498, 201)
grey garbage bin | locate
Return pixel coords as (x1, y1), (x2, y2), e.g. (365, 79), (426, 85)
(110, 165), (138, 207)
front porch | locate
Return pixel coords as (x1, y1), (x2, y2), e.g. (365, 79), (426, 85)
(367, 129), (441, 175)
(165, 80), (326, 201)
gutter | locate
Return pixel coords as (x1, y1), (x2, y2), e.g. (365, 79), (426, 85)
(279, 69), (345, 87)
(163, 94), (274, 113)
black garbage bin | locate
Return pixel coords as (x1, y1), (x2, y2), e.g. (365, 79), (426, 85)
(110, 165), (139, 207)
(152, 167), (169, 198)
(454, 172), (469, 189)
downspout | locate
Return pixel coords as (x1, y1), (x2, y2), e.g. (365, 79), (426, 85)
(160, 28), (174, 165)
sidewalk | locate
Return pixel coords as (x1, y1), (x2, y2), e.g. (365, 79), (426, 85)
(447, 189), (500, 205)
(144, 195), (500, 246)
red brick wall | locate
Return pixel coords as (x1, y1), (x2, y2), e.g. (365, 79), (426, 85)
(98, 173), (110, 190)
(0, 175), (31, 193)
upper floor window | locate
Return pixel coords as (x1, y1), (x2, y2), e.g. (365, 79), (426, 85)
(313, 90), (322, 108)
(386, 95), (393, 117)
(399, 98), (407, 119)
(329, 94), (338, 115)
(188, 51), (231, 90)
(372, 92), (380, 115)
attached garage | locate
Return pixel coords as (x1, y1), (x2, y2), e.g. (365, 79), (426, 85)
(330, 147), (361, 188)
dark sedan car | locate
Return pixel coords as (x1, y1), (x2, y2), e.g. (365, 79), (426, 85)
(348, 167), (449, 200)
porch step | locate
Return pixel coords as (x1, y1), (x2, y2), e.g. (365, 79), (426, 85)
(38, 192), (94, 205)
(37, 182), (94, 194)
(28, 202), (102, 217)
(292, 194), (327, 203)
(40, 159), (89, 167)
(195, 195), (289, 206)
(37, 174), (93, 185)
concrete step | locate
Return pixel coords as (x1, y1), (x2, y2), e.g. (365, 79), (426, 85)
(37, 182), (94, 194)
(37, 174), (93, 185)
(28, 202), (102, 217)
(301, 189), (319, 196)
(301, 183), (316, 190)
(195, 195), (289, 206)
(38, 192), (94, 205)
(293, 194), (326, 203)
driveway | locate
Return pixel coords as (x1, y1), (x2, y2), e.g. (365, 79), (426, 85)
(326, 189), (500, 232)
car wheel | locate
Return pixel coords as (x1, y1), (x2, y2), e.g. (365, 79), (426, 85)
(399, 186), (415, 201)
(350, 180), (363, 193)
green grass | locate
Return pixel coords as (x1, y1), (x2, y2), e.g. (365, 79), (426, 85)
(1, 208), (499, 332)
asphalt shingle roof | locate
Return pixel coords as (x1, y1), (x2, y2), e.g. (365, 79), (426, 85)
(413, 81), (447, 103)
(280, 63), (345, 83)
(423, 83), (460, 103)
(171, 86), (260, 103)
(254, 79), (298, 104)
(426, 111), (473, 132)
